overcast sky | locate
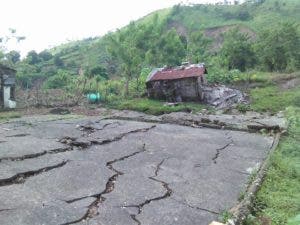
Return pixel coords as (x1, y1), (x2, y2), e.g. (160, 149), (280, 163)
(0, 0), (219, 56)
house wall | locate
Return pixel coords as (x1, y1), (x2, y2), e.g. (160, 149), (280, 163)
(147, 77), (204, 102)
(3, 86), (11, 107)
(0, 66), (16, 109)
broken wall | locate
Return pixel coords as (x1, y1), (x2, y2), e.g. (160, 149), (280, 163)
(147, 77), (203, 102)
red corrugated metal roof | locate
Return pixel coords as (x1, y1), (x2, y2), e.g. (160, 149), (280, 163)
(148, 66), (206, 82)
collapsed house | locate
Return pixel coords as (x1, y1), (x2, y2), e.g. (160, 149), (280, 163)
(0, 64), (16, 109)
(146, 63), (247, 108)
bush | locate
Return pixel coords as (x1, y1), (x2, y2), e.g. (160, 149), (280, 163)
(43, 70), (72, 89)
(206, 67), (242, 84)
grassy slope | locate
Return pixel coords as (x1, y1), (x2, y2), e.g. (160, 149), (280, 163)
(238, 72), (300, 224)
(245, 107), (300, 225)
(42, 0), (299, 76)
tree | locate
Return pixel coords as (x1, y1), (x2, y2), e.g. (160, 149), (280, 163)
(107, 22), (142, 97)
(26, 50), (41, 65)
(220, 28), (255, 71)
(156, 28), (186, 66)
(0, 29), (25, 62)
(255, 23), (300, 72)
(187, 31), (211, 63)
(90, 66), (108, 80)
(39, 50), (53, 61)
(5, 50), (20, 64)
(54, 55), (64, 68)
(44, 70), (71, 89)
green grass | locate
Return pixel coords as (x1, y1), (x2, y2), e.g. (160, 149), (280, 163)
(247, 107), (300, 225)
(250, 86), (300, 113)
(0, 111), (21, 122)
(107, 98), (209, 115)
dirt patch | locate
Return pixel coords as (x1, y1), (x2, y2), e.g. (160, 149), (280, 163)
(279, 77), (300, 90)
(167, 21), (188, 37)
(204, 24), (256, 52)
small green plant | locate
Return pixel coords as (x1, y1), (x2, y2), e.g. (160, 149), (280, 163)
(236, 104), (251, 113)
(243, 214), (260, 225)
(219, 210), (234, 223)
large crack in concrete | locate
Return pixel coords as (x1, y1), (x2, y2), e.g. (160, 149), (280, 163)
(78, 121), (121, 137)
(212, 133), (234, 164)
(0, 160), (68, 187)
(0, 147), (72, 163)
(90, 125), (156, 146)
(123, 159), (173, 225)
(61, 144), (148, 225)
(5, 133), (30, 137)
(171, 198), (219, 215)
(60, 125), (156, 150)
(0, 125), (156, 164)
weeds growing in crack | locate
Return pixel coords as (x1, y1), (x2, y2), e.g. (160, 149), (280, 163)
(0, 160), (68, 187)
(62, 144), (148, 225)
(123, 158), (173, 225)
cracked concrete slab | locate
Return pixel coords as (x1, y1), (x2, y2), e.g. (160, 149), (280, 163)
(0, 115), (275, 225)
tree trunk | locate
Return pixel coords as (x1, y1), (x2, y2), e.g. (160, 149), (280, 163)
(136, 77), (139, 93)
(82, 78), (87, 93)
(125, 78), (129, 97)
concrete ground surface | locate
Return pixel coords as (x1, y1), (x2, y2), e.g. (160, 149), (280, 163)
(0, 115), (274, 225)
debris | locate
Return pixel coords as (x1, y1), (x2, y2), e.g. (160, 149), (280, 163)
(201, 85), (248, 109)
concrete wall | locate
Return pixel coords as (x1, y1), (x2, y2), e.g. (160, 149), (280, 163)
(4, 86), (11, 108)
(3, 86), (16, 108)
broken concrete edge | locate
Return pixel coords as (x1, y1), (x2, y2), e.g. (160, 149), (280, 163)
(209, 222), (226, 225)
(222, 132), (281, 225)
(104, 115), (284, 134)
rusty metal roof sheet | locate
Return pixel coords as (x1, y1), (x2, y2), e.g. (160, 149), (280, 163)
(147, 64), (206, 82)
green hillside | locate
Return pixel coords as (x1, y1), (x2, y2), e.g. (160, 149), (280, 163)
(9, 0), (298, 87)
(52, 0), (299, 65)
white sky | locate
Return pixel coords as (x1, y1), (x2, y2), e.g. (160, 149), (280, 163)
(0, 0), (220, 56)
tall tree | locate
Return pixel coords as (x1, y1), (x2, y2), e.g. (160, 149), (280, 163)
(157, 28), (186, 66)
(90, 66), (108, 80)
(107, 22), (142, 96)
(26, 50), (41, 65)
(5, 50), (20, 64)
(38, 50), (53, 61)
(187, 31), (211, 63)
(255, 23), (300, 72)
(220, 28), (255, 71)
